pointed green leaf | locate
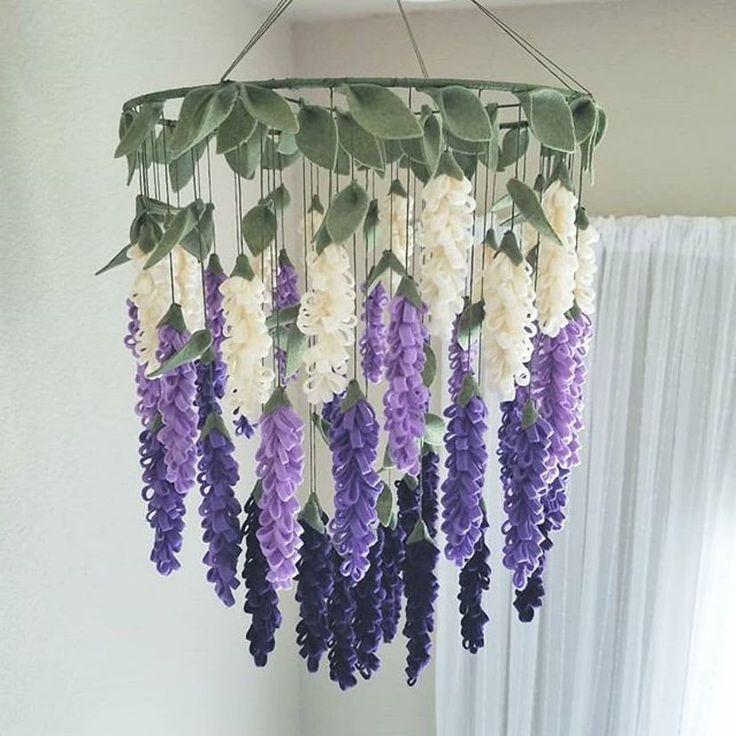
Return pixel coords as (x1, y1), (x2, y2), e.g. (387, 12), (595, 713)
(408, 157), (430, 184)
(343, 84), (422, 140)
(383, 138), (404, 164)
(295, 104), (338, 169)
(242, 203), (277, 257)
(241, 84), (298, 132)
(507, 178), (563, 247)
(569, 96), (597, 144)
(382, 444), (395, 471)
(95, 244), (132, 276)
(377, 482), (394, 528)
(499, 230), (523, 266)
(457, 373), (480, 408)
(454, 152), (478, 181)
(400, 136), (425, 164)
(168, 140), (206, 193)
(200, 412), (231, 442)
(340, 379), (365, 413)
(423, 412), (445, 447)
(266, 304), (300, 331)
(437, 86), (492, 142)
(313, 220), (333, 255)
(457, 299), (485, 346)
(171, 84), (238, 158)
(263, 183), (291, 213)
(498, 127), (530, 170)
(224, 123), (265, 180)
(148, 329), (213, 378)
(407, 519), (435, 546)
(363, 198), (380, 242)
(396, 275), (422, 309)
(337, 111), (385, 172)
(216, 98), (256, 153)
(284, 323), (307, 380)
(446, 131), (489, 155)
(422, 343), (437, 388)
(179, 202), (215, 261)
(311, 411), (332, 445)
(325, 181), (370, 243)
(435, 150), (464, 181)
(421, 113), (442, 177)
(144, 204), (198, 269)
(262, 136), (301, 170)
(299, 495), (326, 535)
(516, 88), (576, 153)
(115, 102), (163, 158)
(521, 399), (538, 429)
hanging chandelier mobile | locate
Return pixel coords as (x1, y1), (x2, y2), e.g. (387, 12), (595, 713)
(101, 0), (606, 688)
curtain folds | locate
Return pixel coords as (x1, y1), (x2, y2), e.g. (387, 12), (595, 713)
(436, 216), (736, 736)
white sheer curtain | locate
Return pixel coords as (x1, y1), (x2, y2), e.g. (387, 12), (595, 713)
(436, 217), (736, 736)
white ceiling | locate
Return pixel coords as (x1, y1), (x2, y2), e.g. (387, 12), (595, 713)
(252, 0), (619, 21)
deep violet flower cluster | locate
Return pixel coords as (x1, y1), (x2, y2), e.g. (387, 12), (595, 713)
(328, 386), (383, 582)
(205, 256), (228, 398)
(295, 510), (334, 673)
(498, 384), (556, 590)
(513, 518), (552, 623)
(458, 510), (491, 652)
(234, 414), (257, 439)
(379, 523), (404, 643)
(274, 250), (300, 383)
(242, 494), (282, 667)
(327, 549), (359, 690)
(354, 530), (385, 679)
(441, 378), (489, 566)
(255, 391), (304, 590)
(195, 360), (218, 428)
(359, 281), (388, 383)
(197, 421), (242, 606)
(420, 449), (440, 538)
(384, 289), (428, 476)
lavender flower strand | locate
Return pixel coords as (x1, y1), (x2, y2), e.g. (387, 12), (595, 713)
(204, 259), (228, 398)
(441, 377), (489, 566)
(242, 494), (282, 667)
(458, 510), (491, 651)
(124, 298), (139, 355)
(328, 389), (383, 582)
(360, 281), (388, 383)
(255, 391), (304, 590)
(379, 523), (403, 643)
(124, 300), (159, 425)
(327, 555), (358, 691)
(295, 511), (334, 673)
(421, 449), (440, 538)
(234, 415), (257, 438)
(384, 292), (428, 475)
(274, 250), (300, 383)
(354, 531), (385, 679)
(498, 385), (556, 590)
(156, 321), (198, 495)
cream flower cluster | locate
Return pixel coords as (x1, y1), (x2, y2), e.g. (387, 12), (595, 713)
(420, 174), (476, 339)
(482, 251), (537, 401)
(574, 223), (598, 316)
(129, 245), (170, 369)
(379, 191), (414, 268)
(533, 180), (578, 337)
(220, 272), (274, 421)
(297, 243), (357, 405)
(173, 247), (204, 330)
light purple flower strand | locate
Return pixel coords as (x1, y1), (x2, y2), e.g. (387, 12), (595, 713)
(205, 263), (228, 398)
(384, 293), (428, 476)
(256, 396), (304, 590)
(360, 281), (388, 384)
(274, 251), (300, 384)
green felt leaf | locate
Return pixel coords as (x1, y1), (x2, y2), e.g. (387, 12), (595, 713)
(283, 323), (307, 380)
(407, 519), (435, 546)
(446, 131), (488, 155)
(454, 151), (478, 181)
(490, 193), (512, 212)
(396, 275), (422, 309)
(499, 229), (523, 266)
(376, 483), (394, 528)
(363, 198), (380, 242)
(241, 84), (298, 132)
(423, 412), (445, 447)
(231, 252), (255, 280)
(137, 213), (164, 253)
(457, 373), (480, 408)
(437, 86), (492, 142)
(343, 84), (422, 140)
(179, 202), (215, 261)
(147, 129), (172, 165)
(148, 328), (213, 378)
(337, 110), (385, 172)
(95, 244), (132, 276)
(263, 386), (292, 416)
(521, 399), (539, 429)
(263, 183), (291, 213)
(325, 181), (370, 243)
(422, 113), (442, 177)
(570, 96), (597, 144)
(224, 124), (266, 179)
(171, 84), (238, 158)
(365, 249), (406, 290)
(311, 411), (331, 445)
(200, 412), (231, 443)
(457, 299), (485, 345)
(340, 379), (365, 413)
(266, 304), (300, 332)
(408, 157), (430, 184)
(277, 131), (298, 155)
(216, 98), (257, 153)
(334, 145), (351, 175)
(144, 204), (198, 269)
(422, 343), (437, 388)
(262, 137), (301, 170)
(313, 220), (333, 255)
(383, 138), (404, 164)
(594, 107), (608, 146)
(381, 444), (395, 471)
(435, 150), (464, 181)
(498, 127), (530, 170)
(299, 494), (326, 535)
(168, 139), (206, 193)
(516, 88), (576, 153)
(400, 136), (425, 164)
(483, 228), (499, 251)
(115, 102), (163, 158)
(575, 205), (590, 230)
(242, 203), (277, 257)
(550, 157), (574, 191)
(507, 178), (563, 247)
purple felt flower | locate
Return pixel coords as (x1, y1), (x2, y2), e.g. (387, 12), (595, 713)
(327, 556), (358, 691)
(384, 285), (429, 475)
(295, 507), (334, 674)
(458, 509), (491, 651)
(513, 518), (552, 622)
(234, 415), (257, 438)
(205, 256), (228, 399)
(360, 281), (388, 383)
(441, 375), (489, 566)
(139, 420), (186, 575)
(379, 523), (403, 644)
(328, 383), (383, 582)
(354, 530), (385, 679)
(498, 384), (556, 589)
(197, 418), (242, 606)
(421, 449), (440, 538)
(242, 493), (282, 667)
(255, 389), (304, 590)
(274, 249), (301, 384)
(156, 315), (198, 495)
(397, 474), (420, 541)
(195, 360), (218, 429)
(124, 298), (139, 356)
(448, 314), (477, 403)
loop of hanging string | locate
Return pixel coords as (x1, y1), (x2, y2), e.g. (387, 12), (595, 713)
(396, 0), (429, 78)
(220, 0), (296, 82)
(466, 0), (591, 95)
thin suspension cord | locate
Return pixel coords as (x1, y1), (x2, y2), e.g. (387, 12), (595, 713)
(220, 0), (295, 82)
(396, 0), (429, 78)
(466, 0), (591, 94)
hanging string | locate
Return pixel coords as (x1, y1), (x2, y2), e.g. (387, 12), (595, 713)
(466, 0), (591, 94)
(220, 0), (296, 82)
(396, 0), (429, 79)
